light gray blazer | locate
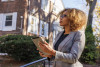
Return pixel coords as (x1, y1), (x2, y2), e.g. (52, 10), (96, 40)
(52, 30), (85, 67)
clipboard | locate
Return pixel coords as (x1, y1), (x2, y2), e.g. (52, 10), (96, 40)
(32, 37), (50, 55)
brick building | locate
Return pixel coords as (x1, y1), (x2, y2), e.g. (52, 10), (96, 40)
(0, 0), (64, 45)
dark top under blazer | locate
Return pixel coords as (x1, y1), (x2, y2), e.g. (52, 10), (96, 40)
(52, 30), (85, 67)
(54, 31), (69, 50)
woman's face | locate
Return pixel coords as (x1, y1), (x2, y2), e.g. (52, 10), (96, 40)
(60, 11), (69, 27)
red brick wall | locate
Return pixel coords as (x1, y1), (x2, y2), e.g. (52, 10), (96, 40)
(0, 0), (28, 36)
(0, 0), (57, 45)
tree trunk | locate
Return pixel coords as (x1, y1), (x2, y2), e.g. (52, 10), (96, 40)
(87, 0), (97, 26)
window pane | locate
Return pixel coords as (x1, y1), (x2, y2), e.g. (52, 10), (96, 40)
(42, 24), (44, 35)
(31, 19), (34, 32)
(5, 21), (12, 26)
(6, 15), (12, 20)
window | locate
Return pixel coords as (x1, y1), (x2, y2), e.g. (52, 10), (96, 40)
(5, 15), (12, 26)
(27, 16), (48, 38)
(40, 20), (48, 38)
(41, 23), (45, 35)
(1, 0), (14, 2)
(0, 12), (17, 31)
(30, 19), (34, 32)
(41, 0), (50, 13)
(28, 16), (39, 35)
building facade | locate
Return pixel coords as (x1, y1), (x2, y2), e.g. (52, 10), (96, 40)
(0, 0), (64, 45)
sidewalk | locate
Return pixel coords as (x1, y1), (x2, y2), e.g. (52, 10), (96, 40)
(0, 54), (100, 67)
(0, 55), (27, 67)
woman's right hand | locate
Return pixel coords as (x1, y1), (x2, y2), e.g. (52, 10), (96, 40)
(37, 49), (52, 58)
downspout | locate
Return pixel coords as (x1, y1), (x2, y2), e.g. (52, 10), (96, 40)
(20, 16), (23, 34)
(27, 0), (30, 35)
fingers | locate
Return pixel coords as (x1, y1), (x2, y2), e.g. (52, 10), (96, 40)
(39, 52), (50, 57)
(39, 52), (45, 57)
(44, 41), (48, 45)
(39, 41), (48, 46)
(39, 41), (45, 47)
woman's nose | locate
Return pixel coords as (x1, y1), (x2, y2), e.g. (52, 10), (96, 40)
(60, 17), (62, 20)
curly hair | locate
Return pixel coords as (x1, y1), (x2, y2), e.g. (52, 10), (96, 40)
(58, 8), (87, 31)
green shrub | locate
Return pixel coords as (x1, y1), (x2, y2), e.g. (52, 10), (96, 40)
(0, 34), (41, 62)
(80, 25), (97, 64)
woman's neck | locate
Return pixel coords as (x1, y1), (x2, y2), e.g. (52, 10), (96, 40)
(64, 26), (70, 34)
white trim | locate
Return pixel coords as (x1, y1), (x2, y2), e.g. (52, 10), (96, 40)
(27, 15), (32, 33)
(27, 15), (39, 35)
(44, 23), (48, 38)
(1, 0), (14, 2)
(12, 12), (17, 30)
(0, 12), (17, 31)
(0, 14), (4, 30)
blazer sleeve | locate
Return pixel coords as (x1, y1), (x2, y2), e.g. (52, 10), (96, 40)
(49, 32), (61, 60)
(54, 31), (85, 63)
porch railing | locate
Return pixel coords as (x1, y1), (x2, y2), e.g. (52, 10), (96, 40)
(20, 57), (51, 67)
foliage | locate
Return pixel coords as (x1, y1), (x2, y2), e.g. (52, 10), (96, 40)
(95, 3), (100, 19)
(95, 34), (100, 63)
(93, 3), (100, 34)
(80, 25), (98, 64)
(0, 34), (41, 62)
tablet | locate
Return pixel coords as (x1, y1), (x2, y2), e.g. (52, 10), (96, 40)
(32, 37), (50, 55)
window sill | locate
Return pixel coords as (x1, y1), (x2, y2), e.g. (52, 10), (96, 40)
(1, 0), (14, 2)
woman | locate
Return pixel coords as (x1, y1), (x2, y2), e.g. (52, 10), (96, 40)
(39, 8), (87, 67)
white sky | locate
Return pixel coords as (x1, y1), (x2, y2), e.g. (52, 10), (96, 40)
(62, 0), (100, 35)
(62, 0), (89, 15)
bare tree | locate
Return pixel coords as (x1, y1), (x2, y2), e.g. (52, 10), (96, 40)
(86, 0), (97, 26)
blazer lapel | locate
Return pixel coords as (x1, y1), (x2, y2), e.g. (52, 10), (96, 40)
(58, 32), (74, 51)
(53, 31), (63, 49)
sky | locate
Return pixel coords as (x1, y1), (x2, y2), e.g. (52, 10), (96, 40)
(62, 0), (100, 35)
(62, 0), (89, 15)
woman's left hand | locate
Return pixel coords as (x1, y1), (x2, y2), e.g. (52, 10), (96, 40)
(39, 41), (56, 56)
(39, 52), (52, 58)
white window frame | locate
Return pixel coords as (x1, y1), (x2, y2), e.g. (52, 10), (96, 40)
(32, 17), (39, 35)
(53, 30), (58, 43)
(0, 14), (4, 30)
(5, 14), (13, 26)
(41, 0), (50, 13)
(0, 12), (17, 31)
(1, 0), (14, 2)
(27, 16), (39, 35)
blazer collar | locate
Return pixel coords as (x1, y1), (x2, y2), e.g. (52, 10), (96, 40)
(53, 31), (75, 51)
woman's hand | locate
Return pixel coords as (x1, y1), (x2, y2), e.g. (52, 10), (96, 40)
(39, 52), (52, 58)
(38, 41), (56, 56)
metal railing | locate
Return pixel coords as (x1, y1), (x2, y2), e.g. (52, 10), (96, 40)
(20, 57), (51, 67)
